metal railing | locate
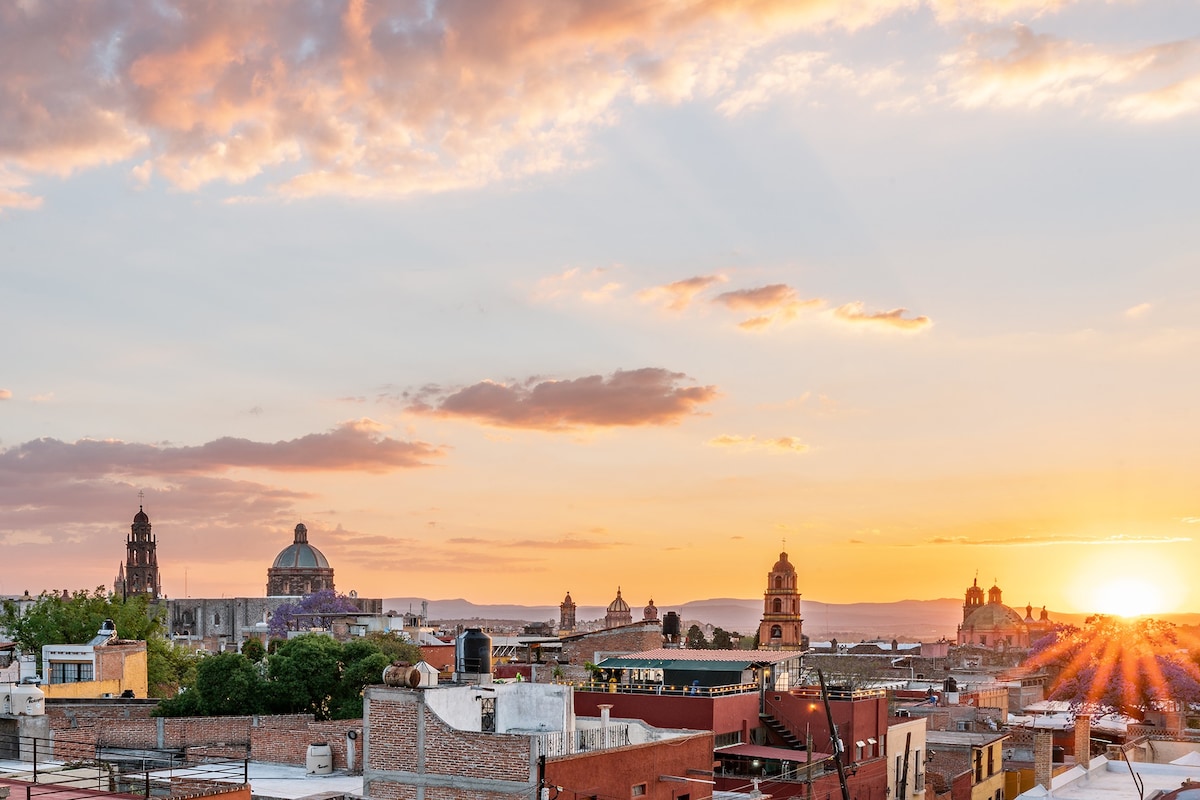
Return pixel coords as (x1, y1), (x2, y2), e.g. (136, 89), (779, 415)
(532, 726), (632, 758)
(560, 680), (760, 696)
(0, 731), (248, 800)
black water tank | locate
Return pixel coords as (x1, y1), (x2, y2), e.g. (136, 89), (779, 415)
(944, 677), (958, 693)
(663, 611), (681, 638)
(457, 628), (492, 674)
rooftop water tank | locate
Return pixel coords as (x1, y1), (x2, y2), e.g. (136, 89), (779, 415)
(456, 628), (492, 674)
(11, 684), (45, 716)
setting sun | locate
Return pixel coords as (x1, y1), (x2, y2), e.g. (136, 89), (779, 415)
(1089, 577), (1169, 618)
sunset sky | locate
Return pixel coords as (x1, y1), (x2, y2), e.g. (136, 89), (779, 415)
(2, 0), (1199, 616)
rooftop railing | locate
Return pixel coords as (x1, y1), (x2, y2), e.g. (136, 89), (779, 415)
(559, 680), (760, 696)
(532, 726), (632, 759)
(0, 732), (248, 800)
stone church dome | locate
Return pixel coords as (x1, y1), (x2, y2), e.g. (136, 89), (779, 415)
(607, 588), (630, 613)
(962, 602), (1024, 629)
(267, 524), (335, 596)
(271, 524), (330, 569)
(772, 552), (795, 573)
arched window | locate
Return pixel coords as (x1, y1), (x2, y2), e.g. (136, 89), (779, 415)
(214, 613), (221, 626)
(770, 625), (783, 638)
(773, 598), (782, 613)
(774, 576), (783, 589)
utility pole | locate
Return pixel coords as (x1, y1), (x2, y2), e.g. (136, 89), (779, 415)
(818, 669), (852, 800)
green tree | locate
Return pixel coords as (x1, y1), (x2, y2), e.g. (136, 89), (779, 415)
(267, 634), (345, 719)
(362, 631), (422, 664)
(685, 624), (709, 650)
(331, 641), (391, 719)
(146, 637), (200, 698)
(711, 628), (739, 650)
(0, 588), (171, 693)
(156, 652), (266, 716)
(241, 638), (266, 663)
(1, 588), (160, 655)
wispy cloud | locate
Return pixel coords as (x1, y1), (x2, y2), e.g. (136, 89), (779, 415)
(925, 534), (1191, 547)
(532, 266), (624, 304)
(707, 435), (809, 453)
(638, 275), (727, 312)
(941, 24), (1200, 116)
(713, 284), (824, 330)
(5, 1), (1183, 207)
(410, 368), (718, 430)
(0, 419), (442, 477)
(833, 302), (932, 332)
(1124, 302), (1152, 319)
(503, 535), (624, 550)
(0, 389), (11, 400)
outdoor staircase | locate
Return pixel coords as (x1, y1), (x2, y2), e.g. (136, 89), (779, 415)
(760, 714), (802, 749)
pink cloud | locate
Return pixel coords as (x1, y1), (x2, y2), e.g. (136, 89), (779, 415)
(833, 302), (932, 331)
(411, 368), (718, 430)
(638, 274), (727, 311)
(0, 389), (11, 400)
(0, 419), (442, 477)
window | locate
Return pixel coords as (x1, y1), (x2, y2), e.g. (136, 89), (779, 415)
(974, 750), (983, 783)
(631, 783), (647, 796)
(771, 625), (782, 638)
(773, 598), (782, 613)
(49, 662), (94, 684)
(987, 745), (995, 776)
(774, 576), (783, 589)
(480, 696), (496, 733)
(979, 635), (987, 646)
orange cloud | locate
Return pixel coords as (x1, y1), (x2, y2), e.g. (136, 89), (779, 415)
(713, 284), (824, 329)
(941, 24), (1200, 112)
(410, 368), (718, 430)
(0, 389), (11, 400)
(707, 434), (809, 453)
(638, 274), (727, 311)
(925, 534), (1191, 546)
(833, 302), (932, 331)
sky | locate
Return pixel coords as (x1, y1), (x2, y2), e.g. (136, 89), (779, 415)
(2, 0), (1199, 617)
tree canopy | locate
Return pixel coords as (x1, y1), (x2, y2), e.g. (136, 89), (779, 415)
(1026, 615), (1200, 718)
(155, 632), (409, 720)
(0, 588), (162, 654)
(685, 624), (709, 649)
(0, 587), (198, 699)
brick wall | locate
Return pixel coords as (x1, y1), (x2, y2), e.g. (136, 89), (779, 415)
(365, 687), (534, 797)
(41, 702), (361, 768)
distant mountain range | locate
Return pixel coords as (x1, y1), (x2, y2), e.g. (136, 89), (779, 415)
(385, 596), (1200, 640)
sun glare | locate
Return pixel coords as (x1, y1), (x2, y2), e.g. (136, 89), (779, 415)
(1090, 577), (1168, 618)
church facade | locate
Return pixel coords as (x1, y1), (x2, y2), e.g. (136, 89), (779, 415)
(105, 511), (383, 651)
(956, 578), (1054, 650)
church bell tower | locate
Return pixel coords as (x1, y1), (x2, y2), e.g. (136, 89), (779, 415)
(116, 503), (161, 601)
